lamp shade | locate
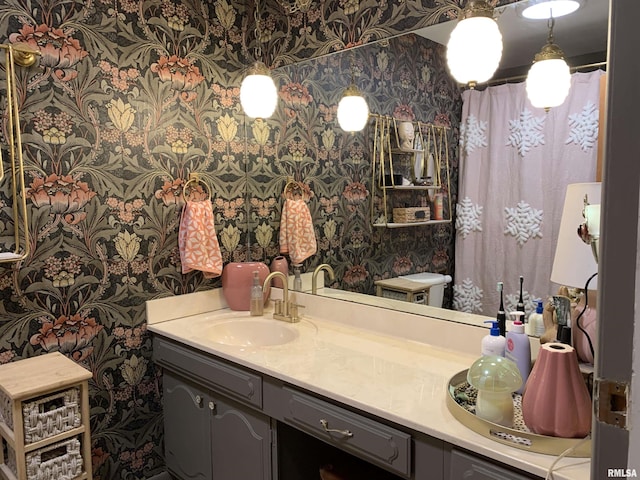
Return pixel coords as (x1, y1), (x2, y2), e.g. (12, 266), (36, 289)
(446, 2), (503, 87)
(526, 57), (571, 109)
(550, 182), (601, 290)
(240, 62), (278, 119)
(337, 84), (369, 132)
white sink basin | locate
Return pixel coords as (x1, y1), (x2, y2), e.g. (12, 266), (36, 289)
(204, 318), (299, 347)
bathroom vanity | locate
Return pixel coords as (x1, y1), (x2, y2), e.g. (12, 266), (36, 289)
(147, 290), (590, 480)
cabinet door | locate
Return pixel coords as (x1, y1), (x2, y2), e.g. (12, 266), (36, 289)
(164, 372), (213, 480)
(211, 394), (272, 480)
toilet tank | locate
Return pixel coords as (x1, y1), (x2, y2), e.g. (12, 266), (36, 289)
(397, 273), (452, 307)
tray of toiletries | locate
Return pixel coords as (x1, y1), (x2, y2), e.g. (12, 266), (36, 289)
(446, 370), (591, 457)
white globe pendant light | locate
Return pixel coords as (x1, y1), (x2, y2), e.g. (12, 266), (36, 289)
(337, 84), (369, 132)
(240, 61), (278, 119)
(446, 0), (503, 88)
(526, 19), (571, 110)
(240, 0), (278, 119)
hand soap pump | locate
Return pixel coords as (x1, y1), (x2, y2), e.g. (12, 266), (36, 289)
(505, 311), (531, 394)
(250, 271), (264, 316)
(481, 320), (506, 357)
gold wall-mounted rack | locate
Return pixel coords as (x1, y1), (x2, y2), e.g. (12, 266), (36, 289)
(0, 44), (39, 263)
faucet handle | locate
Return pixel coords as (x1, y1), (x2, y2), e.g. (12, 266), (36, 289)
(289, 303), (305, 321)
(274, 299), (283, 315)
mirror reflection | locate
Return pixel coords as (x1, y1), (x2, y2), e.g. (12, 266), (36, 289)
(263, 0), (608, 334)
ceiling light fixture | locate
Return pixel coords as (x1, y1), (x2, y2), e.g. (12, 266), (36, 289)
(446, 0), (503, 89)
(337, 52), (369, 132)
(240, 0), (278, 119)
(525, 16), (571, 110)
(520, 0), (581, 20)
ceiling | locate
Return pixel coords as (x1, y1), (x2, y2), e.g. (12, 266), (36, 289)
(415, 0), (610, 80)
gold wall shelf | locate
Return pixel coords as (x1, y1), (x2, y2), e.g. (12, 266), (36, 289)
(0, 44), (38, 264)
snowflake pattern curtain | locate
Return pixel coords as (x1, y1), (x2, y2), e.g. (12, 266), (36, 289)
(453, 70), (604, 318)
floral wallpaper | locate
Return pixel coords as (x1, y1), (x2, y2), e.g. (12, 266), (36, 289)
(0, 0), (514, 478)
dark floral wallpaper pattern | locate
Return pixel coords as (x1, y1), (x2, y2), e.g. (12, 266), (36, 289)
(0, 0), (514, 478)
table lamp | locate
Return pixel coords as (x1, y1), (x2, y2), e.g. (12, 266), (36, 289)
(550, 182), (601, 364)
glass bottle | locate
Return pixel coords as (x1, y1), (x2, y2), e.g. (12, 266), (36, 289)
(250, 271), (263, 316)
(293, 266), (302, 292)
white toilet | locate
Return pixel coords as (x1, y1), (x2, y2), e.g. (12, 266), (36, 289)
(397, 272), (452, 307)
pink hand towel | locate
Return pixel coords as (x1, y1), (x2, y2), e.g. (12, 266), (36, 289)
(279, 198), (317, 265)
(179, 200), (223, 278)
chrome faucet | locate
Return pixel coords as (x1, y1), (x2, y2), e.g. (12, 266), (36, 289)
(312, 264), (335, 294)
(263, 271), (300, 322)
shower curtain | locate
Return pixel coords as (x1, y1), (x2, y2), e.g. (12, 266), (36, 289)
(453, 70), (604, 318)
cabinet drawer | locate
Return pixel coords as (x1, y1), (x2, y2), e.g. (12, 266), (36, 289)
(153, 337), (262, 408)
(280, 386), (411, 477)
(449, 449), (538, 480)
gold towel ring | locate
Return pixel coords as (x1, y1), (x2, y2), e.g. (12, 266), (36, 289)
(283, 177), (306, 200)
(182, 173), (212, 202)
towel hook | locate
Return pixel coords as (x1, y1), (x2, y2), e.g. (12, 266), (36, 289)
(183, 173), (212, 202)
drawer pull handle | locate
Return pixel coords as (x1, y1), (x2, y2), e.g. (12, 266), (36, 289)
(319, 419), (353, 437)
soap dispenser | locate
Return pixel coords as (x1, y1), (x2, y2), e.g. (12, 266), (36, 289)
(250, 271), (264, 316)
(481, 320), (506, 357)
(505, 311), (531, 394)
(528, 299), (545, 336)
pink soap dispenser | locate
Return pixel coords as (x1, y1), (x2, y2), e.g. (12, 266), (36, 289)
(505, 312), (531, 394)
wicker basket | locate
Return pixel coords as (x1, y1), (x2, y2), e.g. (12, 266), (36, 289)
(21, 388), (81, 444)
(0, 389), (12, 429)
(8, 436), (83, 480)
(393, 207), (430, 223)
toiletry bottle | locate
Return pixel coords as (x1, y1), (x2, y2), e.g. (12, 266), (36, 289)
(250, 271), (264, 316)
(293, 266), (302, 292)
(497, 282), (507, 336)
(481, 320), (506, 357)
(528, 299), (545, 336)
(505, 312), (531, 394)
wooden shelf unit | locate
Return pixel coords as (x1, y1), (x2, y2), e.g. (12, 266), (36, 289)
(0, 352), (92, 480)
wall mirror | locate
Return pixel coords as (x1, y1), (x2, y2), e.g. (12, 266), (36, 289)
(266, 0), (609, 331)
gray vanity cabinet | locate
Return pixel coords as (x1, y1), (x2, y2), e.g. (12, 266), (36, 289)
(162, 370), (272, 480)
(154, 337), (272, 480)
(154, 336), (544, 480)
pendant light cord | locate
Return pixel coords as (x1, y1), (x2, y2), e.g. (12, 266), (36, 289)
(547, 15), (556, 45)
(254, 0), (263, 61)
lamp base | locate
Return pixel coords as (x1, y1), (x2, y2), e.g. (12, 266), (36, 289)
(572, 290), (597, 365)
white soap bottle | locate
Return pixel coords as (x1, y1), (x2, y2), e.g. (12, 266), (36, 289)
(250, 271), (264, 316)
(481, 320), (506, 357)
(505, 312), (531, 394)
(528, 299), (545, 337)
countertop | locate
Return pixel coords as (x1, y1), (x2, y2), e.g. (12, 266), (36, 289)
(147, 289), (590, 480)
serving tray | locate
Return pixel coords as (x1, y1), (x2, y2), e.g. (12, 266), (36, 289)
(446, 370), (591, 457)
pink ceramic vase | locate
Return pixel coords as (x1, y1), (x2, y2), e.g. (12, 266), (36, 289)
(522, 343), (592, 438)
(270, 256), (289, 288)
(221, 262), (270, 311)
